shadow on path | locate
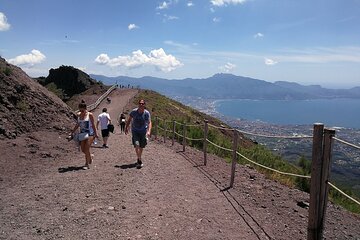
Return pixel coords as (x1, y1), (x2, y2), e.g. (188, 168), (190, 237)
(58, 166), (85, 173)
(115, 163), (137, 169)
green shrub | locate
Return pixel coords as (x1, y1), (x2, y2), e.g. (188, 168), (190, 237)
(3, 67), (12, 76)
(16, 99), (29, 112)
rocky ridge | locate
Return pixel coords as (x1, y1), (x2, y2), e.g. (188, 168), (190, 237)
(0, 58), (75, 139)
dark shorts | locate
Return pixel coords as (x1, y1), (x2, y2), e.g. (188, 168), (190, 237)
(101, 129), (110, 137)
(132, 131), (147, 148)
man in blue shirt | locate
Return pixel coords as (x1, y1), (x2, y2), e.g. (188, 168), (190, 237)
(125, 99), (152, 168)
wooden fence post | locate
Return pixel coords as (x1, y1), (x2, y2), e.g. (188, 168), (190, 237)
(308, 124), (335, 240)
(318, 128), (336, 238)
(154, 116), (158, 140)
(203, 120), (208, 166)
(182, 123), (186, 152)
(172, 120), (176, 146)
(230, 130), (238, 188)
(164, 120), (167, 143)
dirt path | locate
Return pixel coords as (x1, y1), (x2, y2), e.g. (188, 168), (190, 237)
(1, 88), (359, 240)
(0, 89), (258, 240)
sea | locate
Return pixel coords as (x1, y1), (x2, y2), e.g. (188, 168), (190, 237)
(213, 98), (360, 129)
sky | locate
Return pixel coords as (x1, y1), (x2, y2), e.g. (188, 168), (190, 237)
(1, 0), (360, 88)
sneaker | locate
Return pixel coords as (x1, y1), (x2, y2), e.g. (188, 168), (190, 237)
(83, 165), (90, 170)
(136, 159), (143, 168)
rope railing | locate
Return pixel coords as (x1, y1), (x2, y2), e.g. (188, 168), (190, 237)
(186, 123), (204, 128)
(236, 151), (311, 179)
(76, 84), (118, 113)
(174, 131), (182, 137)
(328, 182), (360, 206)
(152, 117), (359, 239)
(333, 137), (360, 150)
(185, 136), (204, 141)
(208, 123), (234, 131)
(236, 128), (312, 139)
(206, 139), (233, 152)
(88, 84), (118, 111)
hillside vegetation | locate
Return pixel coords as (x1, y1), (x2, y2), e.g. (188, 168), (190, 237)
(129, 90), (360, 214)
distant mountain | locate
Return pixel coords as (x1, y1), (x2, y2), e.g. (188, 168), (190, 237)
(91, 73), (360, 100)
(274, 81), (360, 99)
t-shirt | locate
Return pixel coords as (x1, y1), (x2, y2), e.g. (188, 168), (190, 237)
(98, 112), (111, 130)
(130, 108), (151, 133)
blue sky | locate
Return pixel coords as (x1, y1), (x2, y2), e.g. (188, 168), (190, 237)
(1, 0), (360, 88)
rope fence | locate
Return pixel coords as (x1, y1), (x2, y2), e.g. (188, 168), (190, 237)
(236, 151), (311, 179)
(236, 128), (313, 139)
(152, 117), (360, 239)
(185, 136), (204, 141)
(328, 182), (360, 205)
(208, 123), (234, 131)
(206, 139), (233, 152)
(333, 137), (360, 150)
(75, 84), (118, 113)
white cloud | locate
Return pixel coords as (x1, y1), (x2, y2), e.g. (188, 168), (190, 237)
(128, 23), (139, 30)
(95, 48), (183, 72)
(219, 62), (236, 72)
(210, 0), (247, 7)
(0, 12), (11, 31)
(254, 32), (264, 38)
(157, 1), (169, 10)
(166, 15), (179, 20)
(187, 2), (194, 7)
(8, 50), (46, 66)
(164, 40), (189, 49)
(265, 58), (278, 65)
(213, 17), (221, 23)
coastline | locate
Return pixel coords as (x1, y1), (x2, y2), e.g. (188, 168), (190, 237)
(177, 97), (360, 198)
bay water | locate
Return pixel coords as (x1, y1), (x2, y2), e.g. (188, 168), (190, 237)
(214, 98), (360, 129)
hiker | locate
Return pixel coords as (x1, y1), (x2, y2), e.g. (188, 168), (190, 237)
(106, 97), (111, 104)
(119, 113), (126, 133)
(125, 99), (152, 168)
(70, 101), (98, 170)
(96, 107), (112, 148)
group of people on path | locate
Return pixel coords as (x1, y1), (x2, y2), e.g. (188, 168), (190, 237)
(69, 99), (152, 170)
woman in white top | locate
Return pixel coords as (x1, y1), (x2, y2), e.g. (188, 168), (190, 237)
(70, 101), (98, 169)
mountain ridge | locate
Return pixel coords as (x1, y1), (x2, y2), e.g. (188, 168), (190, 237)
(91, 73), (360, 100)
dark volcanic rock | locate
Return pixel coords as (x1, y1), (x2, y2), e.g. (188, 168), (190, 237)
(42, 65), (98, 101)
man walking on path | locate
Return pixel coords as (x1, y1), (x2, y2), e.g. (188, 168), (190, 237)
(97, 108), (112, 148)
(125, 99), (152, 168)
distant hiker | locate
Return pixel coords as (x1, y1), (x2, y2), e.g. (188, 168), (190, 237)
(70, 101), (98, 170)
(119, 113), (126, 133)
(106, 97), (111, 104)
(125, 99), (152, 168)
(97, 108), (112, 148)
